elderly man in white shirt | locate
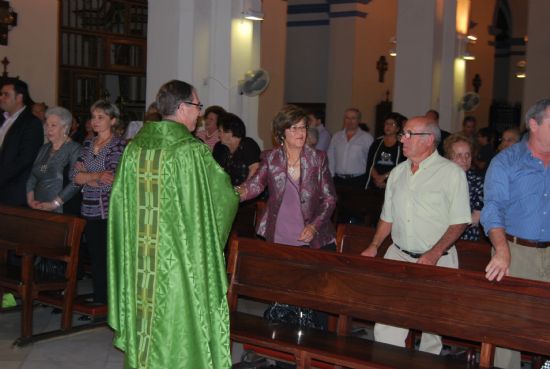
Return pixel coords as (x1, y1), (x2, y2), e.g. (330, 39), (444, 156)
(327, 108), (374, 188)
(361, 115), (471, 355)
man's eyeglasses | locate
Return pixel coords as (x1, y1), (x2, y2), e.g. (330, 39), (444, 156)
(287, 125), (308, 133)
(183, 101), (204, 110)
(398, 130), (432, 140)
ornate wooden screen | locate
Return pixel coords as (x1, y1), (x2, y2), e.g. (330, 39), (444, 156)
(58, 0), (147, 126)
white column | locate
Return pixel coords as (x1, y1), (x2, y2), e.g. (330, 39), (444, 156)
(393, 0), (439, 118)
(146, 0), (263, 145)
(393, 0), (469, 132)
(523, 0), (550, 110)
(146, 0), (197, 103)
(324, 2), (369, 133)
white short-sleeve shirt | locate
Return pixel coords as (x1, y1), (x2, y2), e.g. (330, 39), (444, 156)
(381, 150), (471, 253)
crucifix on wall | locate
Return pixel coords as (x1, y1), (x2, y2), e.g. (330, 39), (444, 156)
(376, 56), (388, 83)
(1, 56), (9, 77)
(0, 1), (17, 46)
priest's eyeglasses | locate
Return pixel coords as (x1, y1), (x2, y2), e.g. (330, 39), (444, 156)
(398, 130), (432, 140)
(183, 101), (204, 110)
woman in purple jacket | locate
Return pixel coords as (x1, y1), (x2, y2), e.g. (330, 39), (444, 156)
(237, 105), (336, 250)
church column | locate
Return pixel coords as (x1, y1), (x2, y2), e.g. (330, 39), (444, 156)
(324, 2), (369, 133)
(146, 0), (263, 146)
(393, 0), (471, 132)
(523, 0), (550, 110)
(146, 0), (199, 103)
(258, 1), (287, 147)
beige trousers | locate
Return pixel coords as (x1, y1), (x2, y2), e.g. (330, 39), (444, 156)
(494, 241), (550, 369)
(373, 244), (458, 354)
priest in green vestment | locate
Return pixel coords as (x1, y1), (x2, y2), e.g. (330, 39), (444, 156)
(107, 80), (239, 369)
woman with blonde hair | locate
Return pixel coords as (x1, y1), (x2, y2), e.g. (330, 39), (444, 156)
(71, 100), (127, 304)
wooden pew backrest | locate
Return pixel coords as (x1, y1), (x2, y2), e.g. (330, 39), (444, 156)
(336, 223), (492, 272)
(228, 237), (550, 360)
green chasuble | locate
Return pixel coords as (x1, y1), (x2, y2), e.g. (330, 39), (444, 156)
(107, 120), (238, 369)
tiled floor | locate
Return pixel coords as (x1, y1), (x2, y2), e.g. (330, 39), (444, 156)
(0, 292), (264, 369)
(0, 305), (124, 369)
(7, 297), (536, 369)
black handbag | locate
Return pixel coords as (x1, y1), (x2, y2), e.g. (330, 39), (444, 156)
(263, 302), (326, 330)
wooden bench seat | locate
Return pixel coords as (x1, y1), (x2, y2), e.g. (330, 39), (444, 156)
(228, 236), (550, 369)
(0, 205), (86, 345)
(232, 312), (473, 369)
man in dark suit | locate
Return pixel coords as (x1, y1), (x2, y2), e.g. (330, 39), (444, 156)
(0, 78), (44, 206)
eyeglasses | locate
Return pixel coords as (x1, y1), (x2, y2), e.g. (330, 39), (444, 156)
(451, 152), (472, 160)
(183, 101), (204, 110)
(398, 130), (432, 140)
(287, 125), (308, 133)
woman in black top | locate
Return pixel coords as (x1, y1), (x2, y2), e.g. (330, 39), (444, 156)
(213, 112), (261, 186)
(365, 112), (407, 190)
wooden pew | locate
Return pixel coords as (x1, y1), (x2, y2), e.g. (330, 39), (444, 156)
(228, 236), (550, 369)
(0, 205), (86, 345)
(335, 223), (495, 362)
(336, 223), (492, 272)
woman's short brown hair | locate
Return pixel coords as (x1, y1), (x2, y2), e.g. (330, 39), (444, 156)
(443, 133), (472, 160)
(204, 105), (226, 124)
(91, 99), (121, 130)
(272, 105), (308, 144)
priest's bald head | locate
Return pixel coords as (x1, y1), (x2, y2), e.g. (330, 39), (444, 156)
(155, 80), (203, 132)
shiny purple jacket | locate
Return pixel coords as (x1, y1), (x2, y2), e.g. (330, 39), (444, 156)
(241, 145), (337, 248)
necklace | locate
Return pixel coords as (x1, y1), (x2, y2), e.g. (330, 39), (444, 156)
(40, 138), (69, 173)
(93, 134), (112, 155)
(204, 129), (217, 139)
(286, 154), (301, 178)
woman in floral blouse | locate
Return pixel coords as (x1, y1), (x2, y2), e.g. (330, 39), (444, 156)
(444, 134), (484, 241)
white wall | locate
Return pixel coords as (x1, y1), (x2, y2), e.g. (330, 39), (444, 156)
(2, 0), (58, 106)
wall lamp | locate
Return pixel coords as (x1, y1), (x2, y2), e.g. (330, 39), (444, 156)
(388, 36), (397, 57)
(242, 0), (264, 21)
(515, 60), (526, 79)
(458, 34), (475, 61)
(462, 51), (475, 61)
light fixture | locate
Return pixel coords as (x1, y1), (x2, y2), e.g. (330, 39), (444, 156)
(515, 60), (526, 79)
(242, 0), (263, 21)
(466, 34), (477, 42)
(462, 51), (475, 61)
(457, 34), (475, 61)
(388, 36), (397, 57)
